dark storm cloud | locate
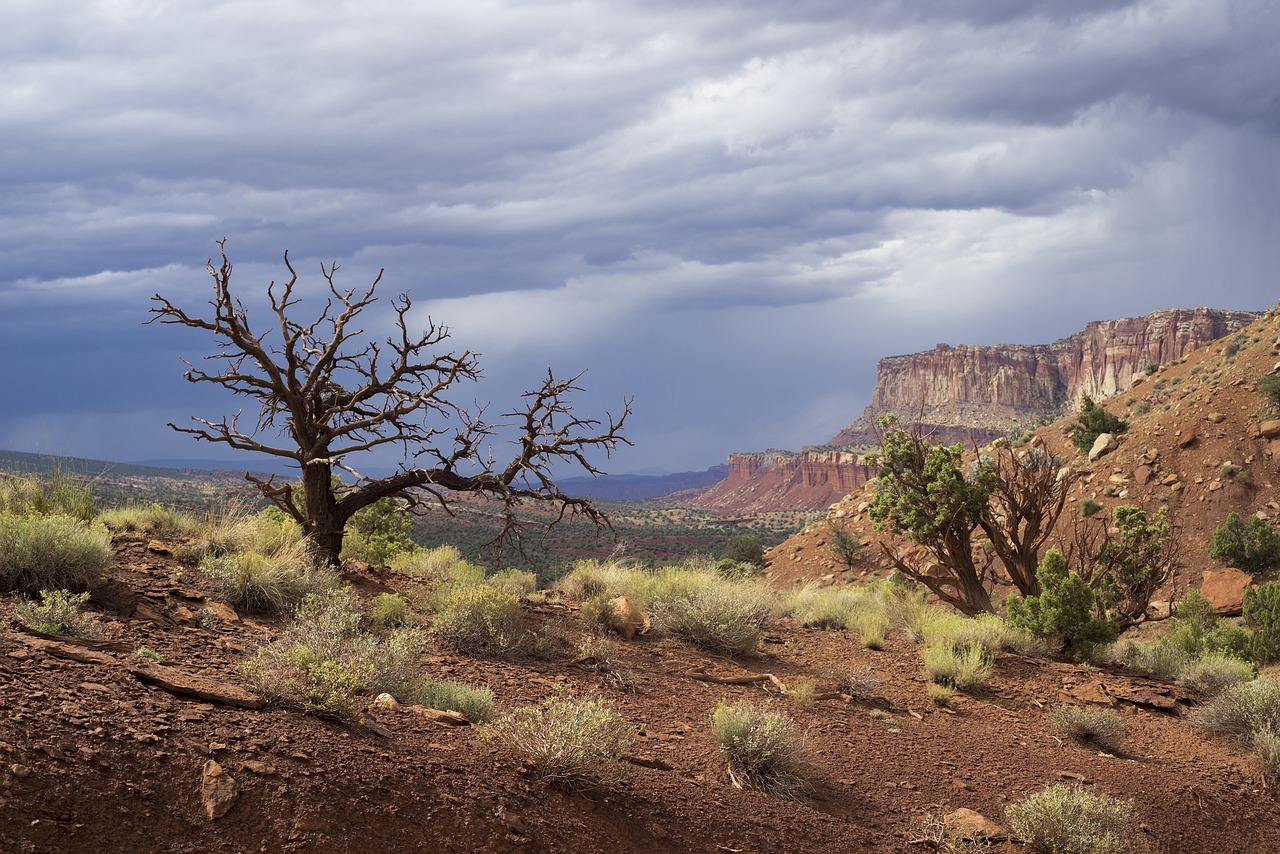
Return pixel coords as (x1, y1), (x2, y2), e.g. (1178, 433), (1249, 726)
(2, 0), (1278, 472)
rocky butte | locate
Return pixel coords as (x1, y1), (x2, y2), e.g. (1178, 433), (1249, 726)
(684, 307), (1256, 514)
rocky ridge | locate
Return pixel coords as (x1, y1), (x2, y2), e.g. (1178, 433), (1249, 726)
(765, 304), (1280, 614)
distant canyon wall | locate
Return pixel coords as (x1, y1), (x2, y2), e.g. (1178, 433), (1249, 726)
(683, 307), (1255, 514)
(831, 307), (1257, 446)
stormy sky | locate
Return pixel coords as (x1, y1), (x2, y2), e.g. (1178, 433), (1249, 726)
(2, 0), (1278, 477)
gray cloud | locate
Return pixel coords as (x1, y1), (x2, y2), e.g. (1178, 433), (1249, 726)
(2, 0), (1277, 474)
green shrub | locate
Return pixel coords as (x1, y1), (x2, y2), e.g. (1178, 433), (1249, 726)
(710, 701), (810, 799)
(485, 688), (634, 786)
(1244, 583), (1280, 665)
(1258, 374), (1280, 415)
(1162, 590), (1252, 661)
(431, 584), (524, 655)
(921, 642), (994, 690)
(135, 647), (165, 663)
(722, 533), (764, 567)
(714, 558), (762, 580)
(1209, 511), (1280, 576)
(826, 521), (862, 571)
(1071, 395), (1127, 453)
(1050, 705), (1126, 751)
(199, 542), (334, 615)
(0, 514), (113, 593)
(370, 592), (411, 626)
(1007, 549), (1117, 659)
(1005, 783), (1130, 854)
(340, 497), (419, 566)
(14, 588), (94, 636)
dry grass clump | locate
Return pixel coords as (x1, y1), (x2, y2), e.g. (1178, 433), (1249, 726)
(1050, 705), (1127, 751)
(710, 700), (811, 800)
(1005, 783), (1130, 854)
(485, 688), (634, 787)
(0, 513), (113, 593)
(1194, 677), (1280, 737)
(1253, 726), (1280, 783)
(430, 584), (524, 656)
(401, 676), (496, 723)
(200, 540), (336, 615)
(0, 471), (95, 522)
(199, 501), (305, 559)
(852, 609), (890, 649)
(825, 666), (881, 700)
(98, 502), (201, 538)
(921, 642), (994, 691)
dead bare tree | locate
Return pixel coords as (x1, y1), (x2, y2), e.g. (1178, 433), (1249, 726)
(148, 241), (631, 566)
(978, 443), (1076, 598)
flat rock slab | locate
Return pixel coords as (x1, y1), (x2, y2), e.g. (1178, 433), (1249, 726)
(128, 662), (265, 709)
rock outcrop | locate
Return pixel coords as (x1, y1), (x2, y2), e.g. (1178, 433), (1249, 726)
(677, 449), (874, 514)
(832, 307), (1255, 446)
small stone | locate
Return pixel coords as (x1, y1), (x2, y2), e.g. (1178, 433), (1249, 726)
(1134, 465), (1153, 485)
(944, 808), (1007, 841)
(200, 760), (240, 820)
(1260, 420), (1280, 440)
(1207, 412), (1226, 424)
(1175, 430), (1197, 448)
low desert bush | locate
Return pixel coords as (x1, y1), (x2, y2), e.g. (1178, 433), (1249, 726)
(0, 513), (113, 593)
(788, 676), (818, 709)
(1176, 653), (1255, 695)
(554, 558), (644, 604)
(786, 584), (871, 630)
(14, 588), (95, 636)
(1253, 726), (1280, 782)
(488, 568), (538, 597)
(485, 688), (634, 786)
(1194, 677), (1280, 737)
(646, 570), (774, 656)
(710, 700), (810, 799)
(369, 592), (411, 627)
(1005, 783), (1130, 854)
(1050, 705), (1127, 751)
(1245, 583), (1280, 665)
(245, 590), (429, 721)
(200, 541), (335, 615)
(431, 584), (524, 656)
(921, 642), (994, 691)
(278, 645), (372, 720)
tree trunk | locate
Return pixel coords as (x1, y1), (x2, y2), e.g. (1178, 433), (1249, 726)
(301, 462), (346, 566)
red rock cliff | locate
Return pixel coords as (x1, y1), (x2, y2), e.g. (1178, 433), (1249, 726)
(832, 307), (1256, 446)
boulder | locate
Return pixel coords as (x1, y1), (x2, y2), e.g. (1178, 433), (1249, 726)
(1260, 420), (1280, 440)
(1133, 465), (1153, 486)
(1200, 568), (1253, 616)
(1089, 433), (1118, 462)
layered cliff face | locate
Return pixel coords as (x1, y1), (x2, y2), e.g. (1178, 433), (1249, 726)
(679, 450), (873, 514)
(831, 307), (1256, 446)
(683, 307), (1255, 514)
